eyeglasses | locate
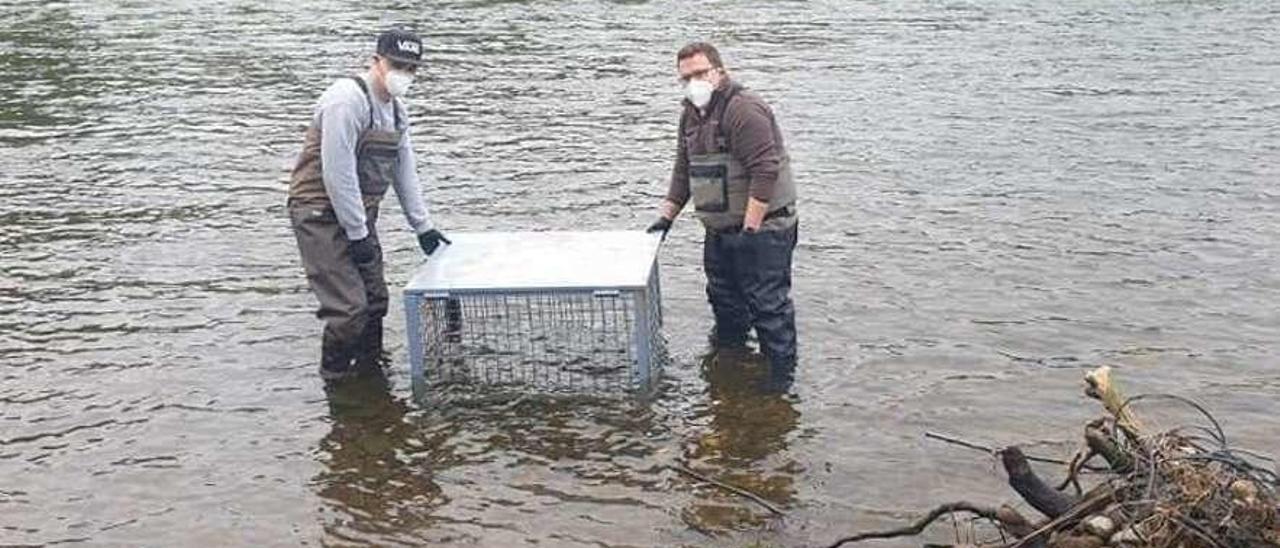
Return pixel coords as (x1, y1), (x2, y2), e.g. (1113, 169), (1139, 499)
(387, 58), (419, 74)
(678, 67), (717, 84)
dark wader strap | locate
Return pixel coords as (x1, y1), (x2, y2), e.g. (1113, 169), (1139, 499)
(716, 84), (793, 232)
(346, 76), (405, 130)
(347, 76), (375, 129)
(714, 85), (742, 153)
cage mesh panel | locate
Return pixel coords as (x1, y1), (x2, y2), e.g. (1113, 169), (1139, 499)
(645, 263), (666, 367)
(413, 287), (662, 393)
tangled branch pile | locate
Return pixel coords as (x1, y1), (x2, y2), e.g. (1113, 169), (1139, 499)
(828, 367), (1279, 548)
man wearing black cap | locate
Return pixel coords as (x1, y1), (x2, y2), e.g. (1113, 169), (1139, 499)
(288, 28), (450, 383)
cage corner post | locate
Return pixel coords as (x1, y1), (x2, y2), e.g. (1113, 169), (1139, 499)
(631, 288), (653, 390)
(639, 260), (664, 392)
(404, 291), (426, 391)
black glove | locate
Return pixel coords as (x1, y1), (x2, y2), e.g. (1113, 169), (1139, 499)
(418, 229), (452, 256)
(646, 217), (673, 239)
(349, 236), (377, 264)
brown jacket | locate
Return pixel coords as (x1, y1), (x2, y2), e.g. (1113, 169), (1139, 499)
(667, 80), (790, 205)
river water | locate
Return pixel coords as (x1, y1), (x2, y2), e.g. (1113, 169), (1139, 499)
(2, 1), (1277, 546)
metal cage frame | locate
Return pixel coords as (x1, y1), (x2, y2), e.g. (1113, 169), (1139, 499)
(402, 232), (665, 397)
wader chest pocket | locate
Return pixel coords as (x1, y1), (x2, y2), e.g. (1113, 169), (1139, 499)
(690, 164), (729, 212)
(356, 138), (400, 197)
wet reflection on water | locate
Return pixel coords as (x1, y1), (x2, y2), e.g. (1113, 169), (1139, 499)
(679, 349), (800, 536)
(313, 352), (807, 545)
(317, 376), (451, 545)
(315, 374), (680, 545)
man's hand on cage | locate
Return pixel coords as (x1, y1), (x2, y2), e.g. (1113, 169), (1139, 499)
(646, 217), (672, 240)
(418, 229), (452, 256)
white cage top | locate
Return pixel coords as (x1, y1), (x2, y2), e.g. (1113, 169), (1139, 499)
(404, 231), (663, 294)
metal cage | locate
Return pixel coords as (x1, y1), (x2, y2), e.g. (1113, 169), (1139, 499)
(403, 232), (665, 396)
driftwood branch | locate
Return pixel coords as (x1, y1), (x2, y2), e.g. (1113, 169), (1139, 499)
(668, 464), (785, 517)
(827, 367), (1279, 548)
(1006, 485), (1115, 548)
(926, 431), (995, 453)
(1084, 423), (1133, 473)
(925, 431), (1106, 471)
(1000, 446), (1077, 518)
(1084, 366), (1142, 444)
(995, 504), (1037, 539)
(825, 502), (1001, 548)
(1055, 446), (1094, 495)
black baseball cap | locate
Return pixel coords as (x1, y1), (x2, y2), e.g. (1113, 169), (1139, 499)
(376, 29), (424, 66)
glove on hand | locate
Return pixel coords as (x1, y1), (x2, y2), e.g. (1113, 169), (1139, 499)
(349, 236), (377, 264)
(646, 217), (673, 240)
(418, 229), (452, 256)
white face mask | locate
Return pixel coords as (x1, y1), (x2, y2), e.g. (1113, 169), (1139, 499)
(684, 79), (714, 109)
(386, 70), (414, 97)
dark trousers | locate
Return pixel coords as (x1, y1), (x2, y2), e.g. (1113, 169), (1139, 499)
(703, 223), (798, 371)
(289, 203), (388, 371)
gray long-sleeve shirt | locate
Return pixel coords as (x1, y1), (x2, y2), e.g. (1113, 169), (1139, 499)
(316, 74), (433, 241)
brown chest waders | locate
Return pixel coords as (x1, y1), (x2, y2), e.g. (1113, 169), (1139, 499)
(685, 85), (800, 393)
(288, 76), (404, 381)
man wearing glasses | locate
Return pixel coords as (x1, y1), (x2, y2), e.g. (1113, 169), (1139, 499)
(646, 42), (800, 393)
(288, 28), (450, 383)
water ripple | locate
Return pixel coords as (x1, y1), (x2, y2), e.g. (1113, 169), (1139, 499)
(1, 0), (1278, 546)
